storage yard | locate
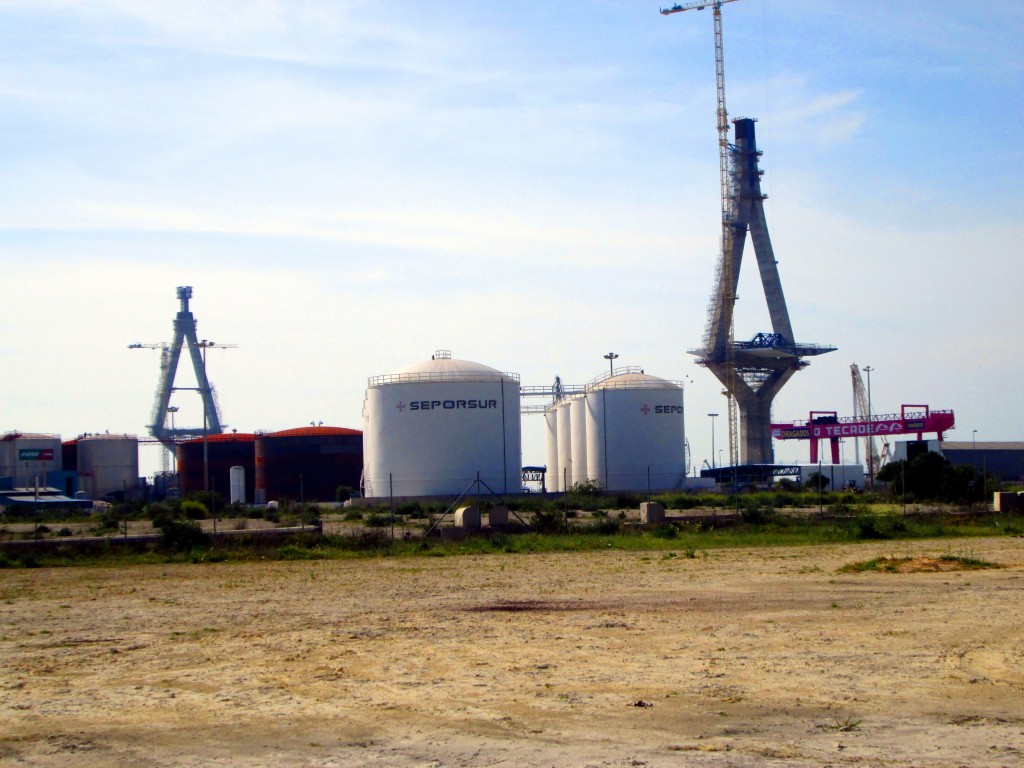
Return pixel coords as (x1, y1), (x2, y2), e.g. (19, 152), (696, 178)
(2, 537), (1022, 767)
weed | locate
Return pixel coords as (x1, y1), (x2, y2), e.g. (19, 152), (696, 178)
(825, 716), (862, 732)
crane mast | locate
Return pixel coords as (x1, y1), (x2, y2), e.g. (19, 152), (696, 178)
(850, 364), (886, 476)
(661, 0), (741, 466)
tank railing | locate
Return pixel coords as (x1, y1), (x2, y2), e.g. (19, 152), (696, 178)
(520, 384), (586, 396)
(2, 431), (61, 441)
(585, 366), (644, 388)
(586, 378), (684, 392)
(368, 370), (520, 387)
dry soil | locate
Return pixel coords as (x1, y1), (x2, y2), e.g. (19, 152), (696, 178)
(2, 536), (1023, 767)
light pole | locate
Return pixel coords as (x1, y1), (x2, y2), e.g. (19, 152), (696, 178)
(603, 352), (618, 377)
(167, 406), (179, 472)
(972, 428), (978, 476)
(197, 339), (215, 496)
(863, 365), (874, 489)
(708, 413), (719, 469)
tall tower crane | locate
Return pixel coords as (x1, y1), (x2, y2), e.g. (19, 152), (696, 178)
(661, 0), (741, 466)
(664, 2), (835, 468)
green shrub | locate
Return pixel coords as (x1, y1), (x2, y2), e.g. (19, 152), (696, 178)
(159, 520), (210, 552)
(533, 508), (568, 534)
(740, 503), (775, 525)
(651, 524), (679, 539)
(182, 500), (208, 520)
(852, 515), (891, 540)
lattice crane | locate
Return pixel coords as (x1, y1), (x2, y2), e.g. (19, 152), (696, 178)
(850, 364), (888, 476)
(665, 2), (834, 468)
(661, 0), (741, 466)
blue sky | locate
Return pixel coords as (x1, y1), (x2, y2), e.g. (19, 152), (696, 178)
(1, 0), (1021, 478)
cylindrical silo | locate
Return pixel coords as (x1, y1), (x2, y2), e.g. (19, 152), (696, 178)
(77, 434), (139, 499)
(544, 408), (560, 493)
(230, 466), (246, 504)
(255, 427), (362, 503)
(555, 400), (573, 492)
(0, 432), (62, 487)
(585, 369), (686, 492)
(569, 395), (589, 487)
(362, 350), (521, 497)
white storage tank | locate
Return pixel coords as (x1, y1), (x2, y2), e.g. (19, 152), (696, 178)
(78, 434), (139, 499)
(585, 368), (686, 492)
(569, 395), (589, 486)
(555, 399), (573, 492)
(0, 432), (62, 487)
(362, 350), (522, 497)
(544, 408), (560, 493)
(230, 465), (246, 504)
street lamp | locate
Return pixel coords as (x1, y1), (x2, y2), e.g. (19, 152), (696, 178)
(167, 406), (179, 472)
(196, 339), (216, 496)
(603, 352), (618, 377)
(708, 413), (718, 469)
(972, 429), (979, 496)
(863, 365), (874, 489)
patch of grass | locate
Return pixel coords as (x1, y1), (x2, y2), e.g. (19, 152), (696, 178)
(276, 544), (328, 561)
(839, 554), (1002, 574)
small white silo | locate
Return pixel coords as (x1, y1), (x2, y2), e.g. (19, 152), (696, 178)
(555, 399), (573, 492)
(362, 350), (522, 497)
(585, 369), (686, 492)
(569, 395), (589, 487)
(78, 434), (139, 498)
(230, 466), (246, 504)
(544, 408), (560, 493)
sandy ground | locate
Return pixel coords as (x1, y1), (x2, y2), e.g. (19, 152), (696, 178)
(1, 536), (1023, 767)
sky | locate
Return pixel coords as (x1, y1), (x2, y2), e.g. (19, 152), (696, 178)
(1, 0), (1022, 480)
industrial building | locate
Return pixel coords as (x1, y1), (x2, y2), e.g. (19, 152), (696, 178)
(362, 350), (521, 498)
(1, 431), (141, 507)
(892, 441), (1024, 483)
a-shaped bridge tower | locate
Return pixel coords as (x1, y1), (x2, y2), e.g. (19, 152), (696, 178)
(690, 118), (835, 464)
(130, 286), (231, 461)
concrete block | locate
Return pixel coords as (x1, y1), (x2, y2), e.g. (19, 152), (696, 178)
(488, 505), (509, 526)
(454, 505), (481, 529)
(640, 501), (665, 524)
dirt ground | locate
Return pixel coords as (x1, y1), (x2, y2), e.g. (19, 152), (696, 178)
(1, 536), (1022, 767)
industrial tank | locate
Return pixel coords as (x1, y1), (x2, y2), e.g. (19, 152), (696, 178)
(585, 368), (685, 492)
(362, 350), (521, 497)
(254, 426), (362, 503)
(177, 433), (256, 500)
(77, 434), (139, 499)
(555, 400), (573, 492)
(544, 409), (560, 493)
(569, 395), (589, 487)
(0, 432), (62, 487)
